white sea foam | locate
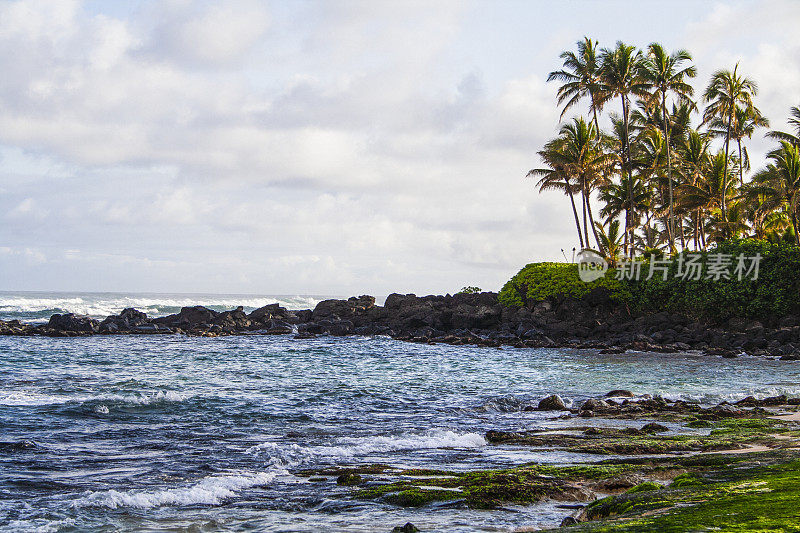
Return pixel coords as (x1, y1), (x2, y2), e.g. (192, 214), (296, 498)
(0, 292), (324, 321)
(247, 430), (487, 466)
(0, 389), (189, 407)
(324, 430), (487, 456)
(2, 518), (77, 533)
(659, 386), (800, 405)
(73, 471), (280, 509)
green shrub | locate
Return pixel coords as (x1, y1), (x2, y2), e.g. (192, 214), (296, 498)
(499, 240), (800, 321)
(622, 239), (800, 321)
(498, 262), (630, 307)
(457, 286), (482, 294)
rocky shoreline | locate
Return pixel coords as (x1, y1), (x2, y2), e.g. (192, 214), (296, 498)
(2, 291), (799, 359)
(299, 388), (800, 530)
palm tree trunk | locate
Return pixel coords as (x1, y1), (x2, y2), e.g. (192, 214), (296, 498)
(581, 184), (589, 248)
(792, 211), (800, 246)
(567, 181), (584, 249)
(737, 138), (744, 185)
(586, 189), (601, 250)
(722, 111), (732, 223)
(700, 215), (707, 249)
(662, 92), (675, 250)
(622, 95), (634, 258)
(693, 211), (699, 250)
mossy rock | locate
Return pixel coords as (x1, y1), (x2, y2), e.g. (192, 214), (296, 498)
(625, 481), (662, 494)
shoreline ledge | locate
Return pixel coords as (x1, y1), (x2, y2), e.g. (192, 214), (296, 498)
(1, 291), (799, 359)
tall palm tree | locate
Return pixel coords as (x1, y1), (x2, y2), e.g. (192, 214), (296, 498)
(535, 118), (612, 248)
(767, 104), (800, 146)
(709, 105), (769, 184)
(641, 43), (696, 247)
(748, 141), (800, 245)
(598, 42), (649, 256)
(677, 150), (738, 244)
(598, 174), (650, 253)
(528, 149), (584, 248)
(702, 64), (759, 220)
(677, 130), (711, 248)
(547, 37), (604, 133)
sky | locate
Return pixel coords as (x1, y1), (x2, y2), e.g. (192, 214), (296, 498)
(0, 0), (798, 296)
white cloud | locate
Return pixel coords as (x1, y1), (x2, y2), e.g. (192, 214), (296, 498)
(1, 0), (795, 294)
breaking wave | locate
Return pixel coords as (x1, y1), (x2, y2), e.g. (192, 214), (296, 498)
(0, 292), (326, 322)
(247, 429), (487, 466)
(73, 471), (280, 509)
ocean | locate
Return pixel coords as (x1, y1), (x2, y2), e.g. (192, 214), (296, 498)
(2, 292), (800, 532)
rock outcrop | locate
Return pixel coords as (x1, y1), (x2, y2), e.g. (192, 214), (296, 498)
(3, 289), (800, 359)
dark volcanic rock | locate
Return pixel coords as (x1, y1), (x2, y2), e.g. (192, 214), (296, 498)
(154, 306), (219, 328)
(537, 394), (567, 411)
(214, 306), (252, 331)
(99, 308), (149, 333)
(48, 313), (99, 333)
(391, 524), (420, 533)
(606, 390), (635, 398)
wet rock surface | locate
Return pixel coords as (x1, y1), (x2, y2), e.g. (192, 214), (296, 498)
(303, 390), (800, 531)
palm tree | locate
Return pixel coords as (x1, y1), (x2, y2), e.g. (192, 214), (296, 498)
(677, 150), (738, 244)
(709, 105), (769, 184)
(548, 37), (604, 133)
(594, 219), (623, 266)
(702, 64), (759, 220)
(641, 43), (696, 247)
(532, 118), (612, 248)
(748, 141), (800, 245)
(677, 130), (711, 248)
(598, 174), (650, 254)
(598, 42), (649, 256)
(767, 104), (800, 146)
(528, 135), (587, 248)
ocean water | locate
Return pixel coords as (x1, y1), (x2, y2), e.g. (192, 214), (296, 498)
(0, 291), (328, 324)
(2, 294), (800, 532)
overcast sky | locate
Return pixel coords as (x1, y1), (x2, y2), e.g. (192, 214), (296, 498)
(0, 0), (798, 296)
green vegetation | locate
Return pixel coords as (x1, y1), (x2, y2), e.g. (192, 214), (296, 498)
(536, 37), (800, 259)
(457, 286), (482, 294)
(498, 262), (629, 307)
(500, 239), (800, 321)
(322, 414), (800, 531)
(333, 417), (800, 515)
(569, 456), (800, 532)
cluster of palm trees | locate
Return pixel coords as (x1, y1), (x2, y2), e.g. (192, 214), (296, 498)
(530, 37), (800, 264)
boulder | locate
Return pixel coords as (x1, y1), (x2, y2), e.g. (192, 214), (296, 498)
(248, 304), (286, 323)
(48, 313), (99, 333)
(213, 306), (252, 330)
(580, 398), (610, 412)
(537, 394), (567, 411)
(641, 422), (669, 434)
(154, 306), (218, 327)
(605, 389), (635, 398)
(99, 308), (148, 332)
(391, 524), (420, 533)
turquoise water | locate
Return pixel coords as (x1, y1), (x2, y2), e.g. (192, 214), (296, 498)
(2, 294), (800, 531)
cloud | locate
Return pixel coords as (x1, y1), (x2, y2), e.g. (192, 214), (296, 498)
(2, 0), (793, 295)
(142, 0), (271, 67)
